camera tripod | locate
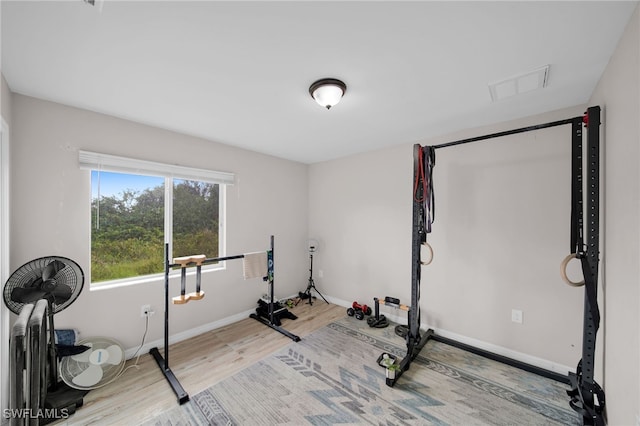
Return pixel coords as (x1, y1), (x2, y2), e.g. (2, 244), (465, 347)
(298, 249), (328, 306)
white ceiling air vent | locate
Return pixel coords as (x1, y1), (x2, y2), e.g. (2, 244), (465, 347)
(489, 65), (550, 102)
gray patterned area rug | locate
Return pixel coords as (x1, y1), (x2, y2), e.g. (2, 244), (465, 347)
(144, 317), (577, 425)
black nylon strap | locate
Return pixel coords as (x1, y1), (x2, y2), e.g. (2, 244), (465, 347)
(416, 146), (436, 236)
(426, 146), (436, 232)
(581, 257), (601, 333)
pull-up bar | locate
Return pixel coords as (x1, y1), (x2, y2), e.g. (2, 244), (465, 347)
(433, 117), (581, 149)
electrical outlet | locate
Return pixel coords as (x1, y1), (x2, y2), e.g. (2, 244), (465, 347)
(511, 309), (523, 324)
(141, 304), (152, 318)
(319, 270), (324, 278)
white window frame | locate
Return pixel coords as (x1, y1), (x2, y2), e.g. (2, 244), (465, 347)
(79, 150), (234, 289)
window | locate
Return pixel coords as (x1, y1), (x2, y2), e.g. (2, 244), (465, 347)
(80, 151), (233, 287)
(172, 178), (220, 264)
(91, 172), (165, 282)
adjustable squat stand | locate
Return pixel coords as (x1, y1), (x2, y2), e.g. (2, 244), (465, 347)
(150, 235), (300, 405)
(298, 249), (328, 306)
(249, 236), (302, 341)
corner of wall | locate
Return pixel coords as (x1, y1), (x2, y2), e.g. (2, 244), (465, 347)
(1, 73), (13, 128)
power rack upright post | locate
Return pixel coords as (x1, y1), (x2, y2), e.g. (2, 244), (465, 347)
(565, 106), (606, 426)
(384, 144), (436, 387)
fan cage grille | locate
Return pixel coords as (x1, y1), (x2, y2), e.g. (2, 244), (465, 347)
(3, 256), (84, 314)
(59, 338), (126, 390)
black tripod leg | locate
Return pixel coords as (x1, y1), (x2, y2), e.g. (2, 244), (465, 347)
(316, 291), (329, 304)
(310, 280), (329, 304)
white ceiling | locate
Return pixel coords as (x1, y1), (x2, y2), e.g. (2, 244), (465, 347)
(2, 1), (637, 164)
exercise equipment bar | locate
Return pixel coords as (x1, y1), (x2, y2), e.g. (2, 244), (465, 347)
(150, 235), (300, 405)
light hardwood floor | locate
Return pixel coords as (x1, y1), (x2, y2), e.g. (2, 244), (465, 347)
(57, 301), (345, 425)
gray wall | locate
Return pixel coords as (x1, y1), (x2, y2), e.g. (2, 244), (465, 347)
(9, 94), (309, 350)
(589, 4), (640, 424)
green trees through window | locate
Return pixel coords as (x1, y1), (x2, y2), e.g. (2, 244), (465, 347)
(91, 171), (220, 283)
(173, 179), (219, 260)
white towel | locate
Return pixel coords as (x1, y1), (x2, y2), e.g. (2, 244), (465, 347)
(243, 251), (268, 280)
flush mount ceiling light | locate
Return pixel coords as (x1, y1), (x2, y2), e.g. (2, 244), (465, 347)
(309, 78), (347, 110)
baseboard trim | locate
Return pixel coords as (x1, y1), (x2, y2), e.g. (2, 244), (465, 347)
(328, 296), (572, 378)
(429, 327), (573, 379)
(125, 308), (255, 359)
(127, 295), (304, 359)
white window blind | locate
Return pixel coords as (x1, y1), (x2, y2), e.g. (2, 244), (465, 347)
(78, 150), (235, 185)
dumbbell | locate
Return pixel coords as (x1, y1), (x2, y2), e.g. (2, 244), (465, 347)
(352, 301), (372, 316)
(347, 307), (364, 320)
(346, 301), (372, 320)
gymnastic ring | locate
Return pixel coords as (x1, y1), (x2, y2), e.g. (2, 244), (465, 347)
(560, 253), (585, 287)
(421, 242), (433, 266)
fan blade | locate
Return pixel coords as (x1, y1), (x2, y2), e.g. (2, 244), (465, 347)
(70, 343), (93, 362)
(42, 260), (66, 281)
(50, 284), (73, 304)
(72, 364), (103, 388)
(105, 345), (124, 365)
(11, 287), (46, 304)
